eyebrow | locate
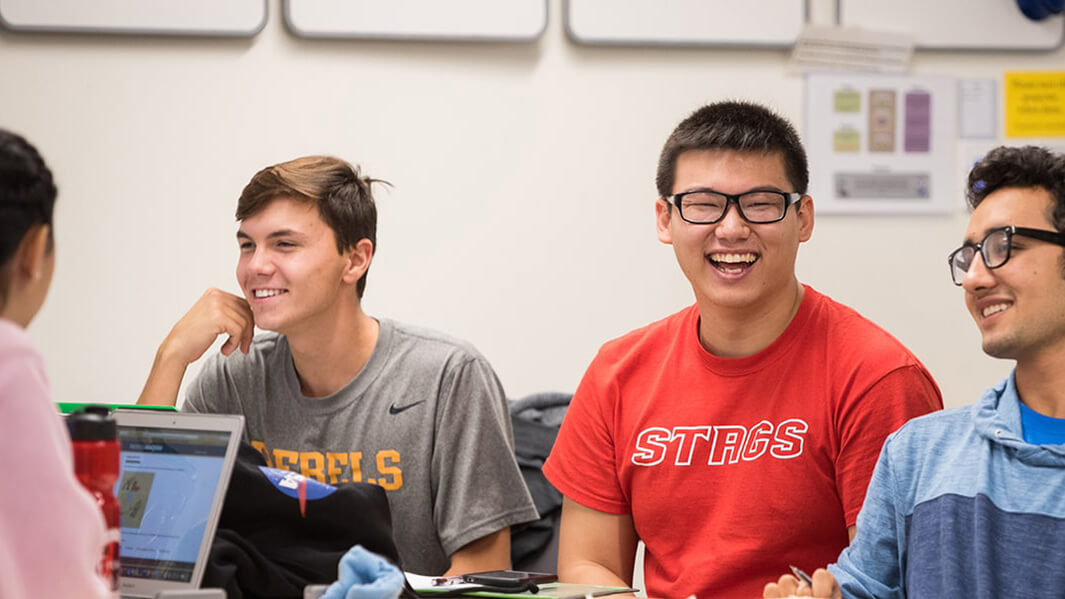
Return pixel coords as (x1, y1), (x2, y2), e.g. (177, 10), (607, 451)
(236, 229), (307, 241)
(679, 185), (788, 195)
(963, 226), (1005, 245)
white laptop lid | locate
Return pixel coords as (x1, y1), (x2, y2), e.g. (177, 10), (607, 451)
(111, 410), (244, 598)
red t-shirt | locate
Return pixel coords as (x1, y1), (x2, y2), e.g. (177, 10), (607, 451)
(543, 286), (942, 599)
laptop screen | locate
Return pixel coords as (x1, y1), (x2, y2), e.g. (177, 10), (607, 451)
(115, 423), (232, 583)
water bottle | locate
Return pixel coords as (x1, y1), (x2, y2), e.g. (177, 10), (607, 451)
(68, 405), (121, 595)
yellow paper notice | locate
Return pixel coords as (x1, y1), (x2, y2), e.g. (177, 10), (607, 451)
(1005, 72), (1065, 138)
(833, 127), (860, 152)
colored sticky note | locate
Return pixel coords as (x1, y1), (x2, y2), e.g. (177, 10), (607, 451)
(834, 89), (861, 113)
(833, 127), (860, 152)
(904, 90), (931, 152)
(1005, 71), (1065, 138)
(868, 89), (896, 152)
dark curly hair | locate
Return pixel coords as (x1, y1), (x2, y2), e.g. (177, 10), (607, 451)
(967, 145), (1065, 232)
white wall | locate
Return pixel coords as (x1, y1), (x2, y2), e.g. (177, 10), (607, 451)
(2, 0), (1062, 409)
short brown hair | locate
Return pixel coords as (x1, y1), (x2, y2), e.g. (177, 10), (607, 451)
(236, 156), (386, 298)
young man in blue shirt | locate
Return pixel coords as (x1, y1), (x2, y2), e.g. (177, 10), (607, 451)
(765, 145), (1065, 598)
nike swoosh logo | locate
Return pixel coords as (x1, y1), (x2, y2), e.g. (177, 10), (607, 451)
(388, 400), (426, 415)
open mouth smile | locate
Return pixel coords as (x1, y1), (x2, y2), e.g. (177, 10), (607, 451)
(981, 302), (1011, 318)
(708, 252), (758, 275)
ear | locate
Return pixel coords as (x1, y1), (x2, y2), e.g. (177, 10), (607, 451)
(655, 198), (674, 244)
(341, 238), (374, 285)
(16, 224), (51, 282)
(797, 195), (814, 243)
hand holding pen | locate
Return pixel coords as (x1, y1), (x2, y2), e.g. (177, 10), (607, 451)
(788, 565), (813, 588)
(761, 566), (841, 598)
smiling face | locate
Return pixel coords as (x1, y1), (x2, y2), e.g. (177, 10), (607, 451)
(236, 197), (366, 335)
(656, 149), (813, 314)
(962, 186), (1065, 362)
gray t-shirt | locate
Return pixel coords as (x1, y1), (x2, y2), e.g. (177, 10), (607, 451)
(184, 318), (538, 575)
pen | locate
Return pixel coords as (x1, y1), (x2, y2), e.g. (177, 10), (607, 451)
(789, 565), (813, 587)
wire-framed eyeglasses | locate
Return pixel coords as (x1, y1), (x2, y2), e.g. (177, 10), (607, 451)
(667, 189), (803, 225)
(947, 225), (1065, 286)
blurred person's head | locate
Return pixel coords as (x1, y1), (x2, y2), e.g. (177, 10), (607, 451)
(0, 129), (57, 327)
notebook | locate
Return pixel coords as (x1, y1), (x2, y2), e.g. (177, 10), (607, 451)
(111, 410), (244, 599)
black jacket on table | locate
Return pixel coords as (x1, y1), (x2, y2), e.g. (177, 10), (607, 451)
(202, 442), (404, 599)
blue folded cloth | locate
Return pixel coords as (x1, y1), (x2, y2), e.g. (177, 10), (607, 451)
(320, 545), (405, 599)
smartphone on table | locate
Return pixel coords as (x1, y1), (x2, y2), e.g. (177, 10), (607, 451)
(461, 570), (557, 589)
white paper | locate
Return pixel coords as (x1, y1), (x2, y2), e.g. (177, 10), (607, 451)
(406, 572), (480, 592)
(958, 79), (997, 139)
(789, 25), (914, 74)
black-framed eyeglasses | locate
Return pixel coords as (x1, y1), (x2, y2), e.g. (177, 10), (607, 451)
(947, 225), (1065, 286)
(667, 189), (803, 225)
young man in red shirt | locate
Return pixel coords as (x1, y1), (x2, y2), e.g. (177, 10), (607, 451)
(542, 101), (942, 598)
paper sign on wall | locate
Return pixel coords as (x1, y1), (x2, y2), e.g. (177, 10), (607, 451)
(1005, 72), (1065, 138)
(804, 73), (958, 215)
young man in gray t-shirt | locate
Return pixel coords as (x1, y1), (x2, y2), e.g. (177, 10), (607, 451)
(138, 155), (536, 575)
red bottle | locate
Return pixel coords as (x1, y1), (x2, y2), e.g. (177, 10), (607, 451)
(68, 406), (121, 595)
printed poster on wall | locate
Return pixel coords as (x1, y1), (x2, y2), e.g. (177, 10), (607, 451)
(1004, 71), (1065, 139)
(804, 73), (958, 215)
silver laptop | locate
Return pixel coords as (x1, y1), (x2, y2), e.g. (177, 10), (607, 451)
(112, 410), (244, 599)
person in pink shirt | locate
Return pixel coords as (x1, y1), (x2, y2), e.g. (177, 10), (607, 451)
(0, 129), (110, 599)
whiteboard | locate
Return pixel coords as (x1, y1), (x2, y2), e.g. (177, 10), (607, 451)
(284, 0), (547, 41)
(0, 0), (266, 36)
(565, 0), (806, 47)
(838, 0), (1065, 51)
